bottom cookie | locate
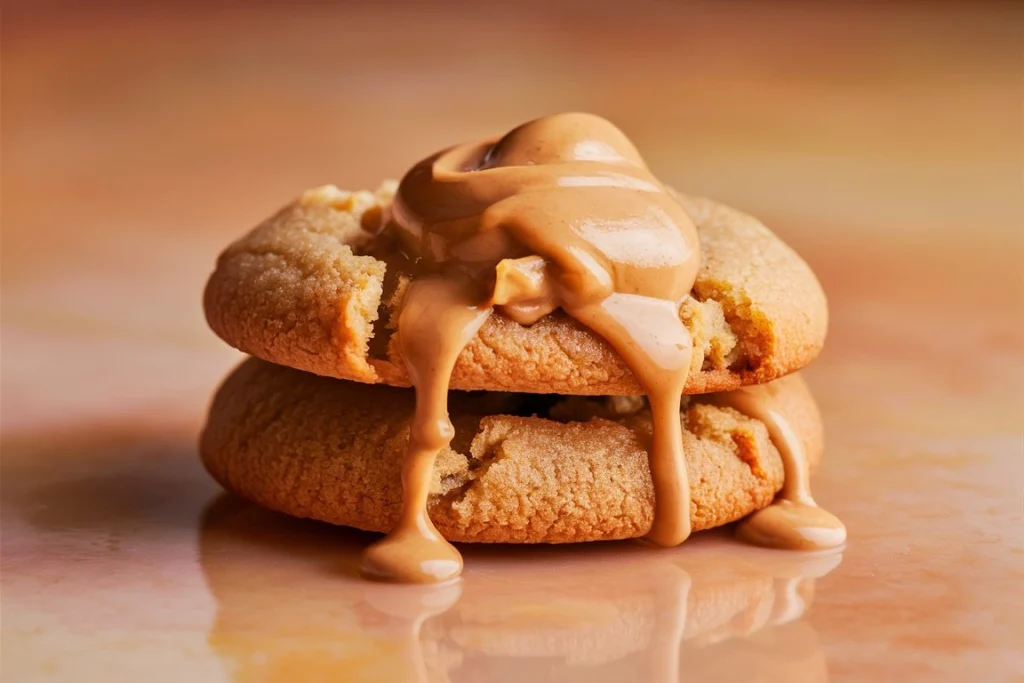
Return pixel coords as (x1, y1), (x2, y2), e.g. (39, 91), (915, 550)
(200, 359), (823, 544)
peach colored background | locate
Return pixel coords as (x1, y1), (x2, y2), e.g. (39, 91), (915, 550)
(2, 2), (1022, 682)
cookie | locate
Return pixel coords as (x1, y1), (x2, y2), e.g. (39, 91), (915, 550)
(203, 186), (827, 396)
(199, 358), (824, 543)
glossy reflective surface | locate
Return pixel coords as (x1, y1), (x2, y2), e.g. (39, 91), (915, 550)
(0, 433), (845, 683)
(3, 2), (1022, 681)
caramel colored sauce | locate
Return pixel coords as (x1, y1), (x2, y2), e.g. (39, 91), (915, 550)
(360, 278), (490, 583)
(361, 113), (701, 581)
(710, 384), (847, 551)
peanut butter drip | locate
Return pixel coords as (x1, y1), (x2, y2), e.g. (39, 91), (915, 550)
(710, 384), (847, 551)
(360, 278), (490, 583)
(360, 113), (701, 582)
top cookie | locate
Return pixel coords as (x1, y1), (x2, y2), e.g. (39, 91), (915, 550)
(204, 184), (827, 395)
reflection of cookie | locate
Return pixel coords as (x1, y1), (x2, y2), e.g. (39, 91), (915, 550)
(198, 496), (836, 683)
(203, 186), (827, 395)
(200, 359), (823, 542)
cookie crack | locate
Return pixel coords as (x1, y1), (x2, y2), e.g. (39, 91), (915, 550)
(437, 437), (511, 508)
(692, 282), (766, 373)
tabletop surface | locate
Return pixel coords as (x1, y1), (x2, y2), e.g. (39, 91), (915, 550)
(2, 2), (1022, 682)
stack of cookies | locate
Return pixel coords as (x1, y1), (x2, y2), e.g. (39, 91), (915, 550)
(201, 114), (843, 583)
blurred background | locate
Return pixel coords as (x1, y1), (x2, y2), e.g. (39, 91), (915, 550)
(3, 0), (1021, 433)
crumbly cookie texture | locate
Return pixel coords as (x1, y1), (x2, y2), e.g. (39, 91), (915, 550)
(203, 185), (827, 396)
(200, 359), (823, 543)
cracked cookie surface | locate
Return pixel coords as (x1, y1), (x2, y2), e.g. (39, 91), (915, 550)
(203, 185), (828, 396)
(200, 359), (823, 543)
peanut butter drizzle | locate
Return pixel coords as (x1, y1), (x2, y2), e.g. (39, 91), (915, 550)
(709, 384), (847, 551)
(360, 277), (491, 583)
(360, 113), (700, 582)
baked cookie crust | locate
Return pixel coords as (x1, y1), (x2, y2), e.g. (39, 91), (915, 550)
(203, 186), (827, 396)
(200, 359), (824, 543)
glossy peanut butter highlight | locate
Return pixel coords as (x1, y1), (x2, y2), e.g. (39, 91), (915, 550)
(709, 385), (847, 551)
(360, 113), (699, 582)
(359, 113), (841, 583)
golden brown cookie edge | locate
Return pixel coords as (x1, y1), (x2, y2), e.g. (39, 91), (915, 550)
(203, 187), (827, 395)
(199, 359), (824, 544)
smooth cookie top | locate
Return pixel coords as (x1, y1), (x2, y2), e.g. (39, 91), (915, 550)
(203, 185), (827, 395)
